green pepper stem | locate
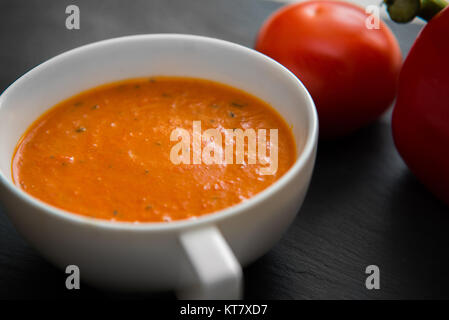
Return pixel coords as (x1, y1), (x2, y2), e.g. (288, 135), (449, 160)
(418, 0), (448, 20)
(384, 0), (448, 22)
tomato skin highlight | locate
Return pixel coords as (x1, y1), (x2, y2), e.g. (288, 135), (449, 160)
(255, 0), (402, 138)
(392, 7), (449, 206)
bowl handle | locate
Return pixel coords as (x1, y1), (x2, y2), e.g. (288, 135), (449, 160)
(178, 225), (243, 299)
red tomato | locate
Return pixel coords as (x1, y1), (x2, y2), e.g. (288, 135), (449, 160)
(255, 0), (402, 138)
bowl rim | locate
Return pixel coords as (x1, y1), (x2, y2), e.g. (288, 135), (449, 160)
(0, 33), (318, 232)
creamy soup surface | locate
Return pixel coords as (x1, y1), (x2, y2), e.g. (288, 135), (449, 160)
(12, 77), (297, 222)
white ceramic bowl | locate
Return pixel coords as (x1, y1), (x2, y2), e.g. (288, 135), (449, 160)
(0, 34), (318, 299)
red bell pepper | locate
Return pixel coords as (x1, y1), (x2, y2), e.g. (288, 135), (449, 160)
(387, 0), (449, 205)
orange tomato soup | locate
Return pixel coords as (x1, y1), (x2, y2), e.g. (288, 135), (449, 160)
(12, 77), (296, 222)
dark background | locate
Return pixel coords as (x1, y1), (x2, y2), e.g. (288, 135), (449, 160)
(1, 0), (448, 300)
